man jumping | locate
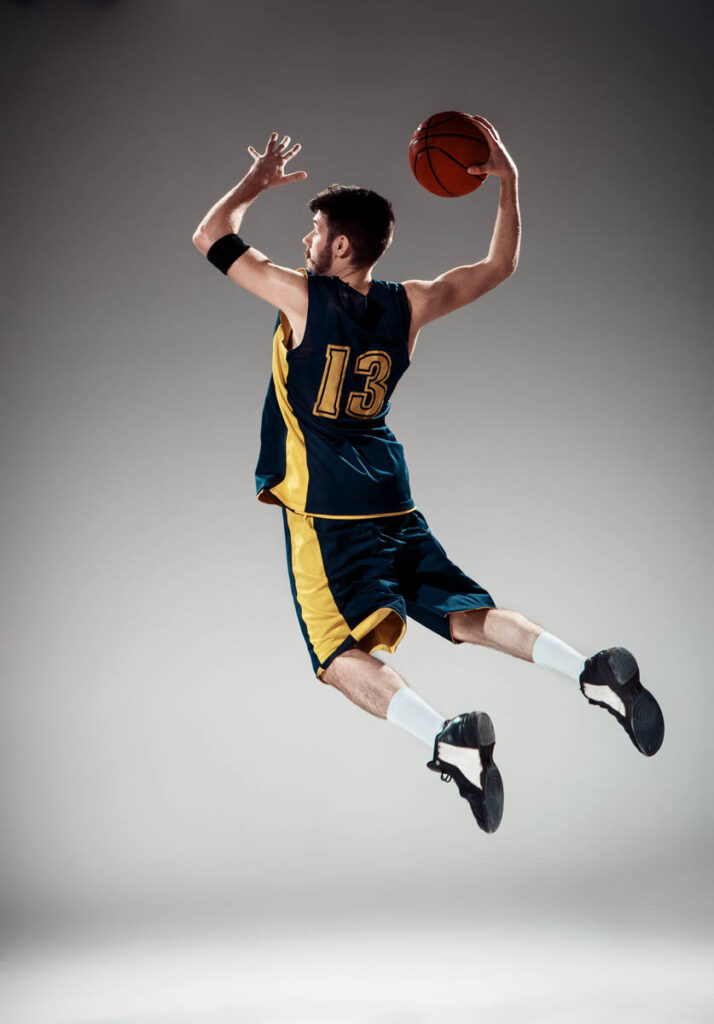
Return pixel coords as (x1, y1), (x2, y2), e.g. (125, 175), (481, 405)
(192, 117), (664, 833)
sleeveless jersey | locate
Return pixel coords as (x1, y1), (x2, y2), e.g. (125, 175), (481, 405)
(255, 269), (415, 518)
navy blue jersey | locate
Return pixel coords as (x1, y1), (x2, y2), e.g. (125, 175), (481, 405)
(255, 270), (415, 517)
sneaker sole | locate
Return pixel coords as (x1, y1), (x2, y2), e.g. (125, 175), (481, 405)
(630, 690), (665, 756)
(464, 712), (504, 833)
(593, 648), (665, 757)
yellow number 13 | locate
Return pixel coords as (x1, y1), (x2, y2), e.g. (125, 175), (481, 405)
(313, 346), (392, 420)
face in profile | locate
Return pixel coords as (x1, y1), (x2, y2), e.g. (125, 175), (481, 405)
(303, 211), (336, 275)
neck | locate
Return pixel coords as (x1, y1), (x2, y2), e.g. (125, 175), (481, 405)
(332, 264), (373, 295)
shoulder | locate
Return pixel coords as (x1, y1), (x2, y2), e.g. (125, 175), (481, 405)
(399, 278), (445, 332)
(400, 279), (428, 304)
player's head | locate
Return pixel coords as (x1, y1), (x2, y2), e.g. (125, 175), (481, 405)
(303, 185), (394, 275)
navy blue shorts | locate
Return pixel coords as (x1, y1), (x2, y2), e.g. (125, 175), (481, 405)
(281, 508), (495, 676)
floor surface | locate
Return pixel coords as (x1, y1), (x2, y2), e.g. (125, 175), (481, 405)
(3, 910), (712, 1024)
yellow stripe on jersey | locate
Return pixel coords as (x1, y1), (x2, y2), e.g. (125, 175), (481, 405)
(267, 310), (310, 512)
(284, 508), (406, 674)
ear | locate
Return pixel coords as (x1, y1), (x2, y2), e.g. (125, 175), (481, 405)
(333, 234), (352, 259)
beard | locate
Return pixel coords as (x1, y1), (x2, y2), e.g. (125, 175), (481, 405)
(306, 240), (334, 276)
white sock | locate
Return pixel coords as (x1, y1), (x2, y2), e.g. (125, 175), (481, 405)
(532, 631), (587, 682)
(386, 687), (446, 748)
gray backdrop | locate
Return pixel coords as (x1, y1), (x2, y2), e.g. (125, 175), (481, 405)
(2, 0), (712, 952)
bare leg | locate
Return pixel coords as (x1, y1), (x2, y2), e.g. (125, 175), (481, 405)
(321, 647), (406, 718)
(450, 607), (544, 661)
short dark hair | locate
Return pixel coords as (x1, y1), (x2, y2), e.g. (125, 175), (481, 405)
(308, 185), (394, 269)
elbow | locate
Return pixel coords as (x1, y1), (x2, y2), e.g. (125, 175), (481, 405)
(493, 257), (518, 284)
(192, 228), (210, 255)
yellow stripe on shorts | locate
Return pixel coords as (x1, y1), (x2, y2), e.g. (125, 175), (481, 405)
(284, 508), (406, 674)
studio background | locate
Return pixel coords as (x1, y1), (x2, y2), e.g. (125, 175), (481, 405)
(2, 1), (712, 1020)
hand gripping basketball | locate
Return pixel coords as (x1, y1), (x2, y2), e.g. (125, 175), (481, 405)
(466, 115), (517, 180)
(409, 111), (516, 197)
(246, 132), (308, 190)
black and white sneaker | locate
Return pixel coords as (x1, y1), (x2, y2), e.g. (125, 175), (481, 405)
(427, 712), (504, 833)
(579, 647), (664, 756)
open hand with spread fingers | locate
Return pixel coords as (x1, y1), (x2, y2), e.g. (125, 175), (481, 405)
(467, 115), (517, 180)
(246, 132), (308, 191)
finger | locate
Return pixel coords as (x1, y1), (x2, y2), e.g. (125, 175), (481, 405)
(278, 135), (291, 152)
(470, 119), (496, 144)
(247, 145), (259, 157)
(266, 131), (279, 151)
(470, 114), (500, 140)
(467, 165), (488, 177)
(278, 170), (308, 184)
(283, 142), (302, 161)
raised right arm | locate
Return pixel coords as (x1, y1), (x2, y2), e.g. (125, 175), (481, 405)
(192, 132), (309, 322)
(403, 116), (520, 356)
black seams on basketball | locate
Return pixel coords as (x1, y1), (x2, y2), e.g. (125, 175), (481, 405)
(409, 110), (489, 197)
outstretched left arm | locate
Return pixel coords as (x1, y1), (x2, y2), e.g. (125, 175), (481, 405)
(403, 115), (520, 352)
(192, 132), (309, 325)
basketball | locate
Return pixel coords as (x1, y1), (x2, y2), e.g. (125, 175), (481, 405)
(409, 111), (490, 197)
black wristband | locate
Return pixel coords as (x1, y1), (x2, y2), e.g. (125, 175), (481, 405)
(206, 233), (251, 274)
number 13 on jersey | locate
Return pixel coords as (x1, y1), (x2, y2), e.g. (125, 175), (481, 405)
(313, 344), (393, 420)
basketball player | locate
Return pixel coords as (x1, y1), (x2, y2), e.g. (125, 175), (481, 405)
(192, 117), (664, 833)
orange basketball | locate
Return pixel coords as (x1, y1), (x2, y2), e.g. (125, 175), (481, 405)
(409, 111), (490, 197)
